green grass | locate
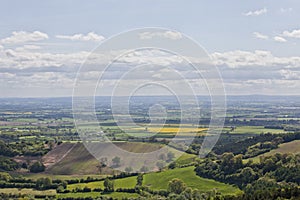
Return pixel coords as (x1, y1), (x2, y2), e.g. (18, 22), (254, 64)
(245, 140), (300, 163)
(67, 176), (137, 190)
(103, 192), (140, 199)
(143, 166), (242, 195)
(22, 173), (106, 180)
(231, 126), (288, 134)
(176, 153), (198, 166)
(58, 192), (140, 199)
(47, 142), (164, 175)
(47, 143), (101, 175)
(0, 188), (56, 196)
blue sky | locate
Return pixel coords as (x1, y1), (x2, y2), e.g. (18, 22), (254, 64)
(0, 0), (300, 97)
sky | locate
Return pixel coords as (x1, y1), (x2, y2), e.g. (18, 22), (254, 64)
(0, 0), (300, 97)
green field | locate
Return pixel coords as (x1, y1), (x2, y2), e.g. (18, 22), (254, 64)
(22, 173), (107, 181)
(57, 192), (140, 199)
(0, 188), (56, 196)
(230, 126), (288, 134)
(47, 143), (101, 175)
(67, 176), (137, 190)
(45, 141), (194, 175)
(143, 166), (242, 195)
(66, 166), (242, 197)
(246, 140), (300, 163)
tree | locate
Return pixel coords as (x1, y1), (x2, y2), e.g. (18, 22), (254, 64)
(159, 153), (166, 161)
(168, 178), (186, 194)
(0, 172), (11, 182)
(136, 174), (143, 186)
(156, 160), (165, 171)
(125, 166), (133, 173)
(36, 177), (52, 190)
(140, 165), (149, 173)
(167, 152), (175, 162)
(103, 178), (114, 192)
(112, 156), (121, 167)
(29, 161), (45, 173)
(181, 187), (193, 199)
(239, 167), (258, 185)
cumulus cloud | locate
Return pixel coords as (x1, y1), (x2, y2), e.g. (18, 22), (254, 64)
(253, 32), (269, 40)
(0, 31), (48, 44)
(279, 69), (300, 80)
(212, 50), (300, 68)
(282, 29), (300, 39)
(273, 36), (287, 43)
(56, 32), (105, 42)
(139, 31), (182, 40)
(243, 8), (267, 16)
(280, 8), (293, 13)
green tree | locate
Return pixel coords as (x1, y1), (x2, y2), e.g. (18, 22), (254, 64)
(156, 160), (165, 171)
(136, 174), (143, 186)
(125, 166), (133, 173)
(36, 177), (52, 190)
(29, 161), (45, 173)
(140, 165), (149, 173)
(168, 178), (186, 194)
(103, 178), (114, 192)
(0, 172), (11, 182)
(112, 156), (121, 167)
(167, 152), (175, 162)
(159, 153), (167, 161)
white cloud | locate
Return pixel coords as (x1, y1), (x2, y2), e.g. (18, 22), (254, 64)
(282, 29), (300, 39)
(279, 69), (300, 80)
(280, 8), (293, 13)
(243, 8), (267, 16)
(1, 31), (48, 44)
(273, 36), (287, 43)
(212, 50), (300, 68)
(56, 32), (105, 42)
(15, 45), (41, 52)
(139, 31), (182, 40)
(253, 32), (268, 40)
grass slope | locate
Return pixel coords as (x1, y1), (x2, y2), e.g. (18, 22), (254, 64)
(143, 166), (242, 195)
(247, 140), (300, 163)
(47, 142), (164, 175)
(57, 192), (140, 199)
(67, 176), (137, 190)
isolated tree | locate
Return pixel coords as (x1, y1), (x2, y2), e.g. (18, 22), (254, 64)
(167, 152), (175, 162)
(168, 178), (186, 194)
(159, 153), (167, 161)
(36, 177), (52, 190)
(98, 157), (108, 174)
(125, 166), (133, 173)
(140, 165), (149, 173)
(156, 160), (165, 171)
(112, 156), (121, 167)
(103, 178), (114, 192)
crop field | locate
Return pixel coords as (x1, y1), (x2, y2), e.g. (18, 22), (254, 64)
(230, 126), (288, 134)
(45, 143), (102, 175)
(247, 140), (300, 163)
(45, 142), (166, 175)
